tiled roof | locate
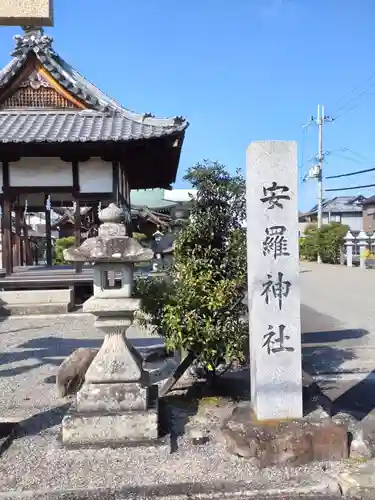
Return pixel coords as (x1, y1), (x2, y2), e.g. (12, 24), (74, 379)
(131, 189), (178, 210)
(0, 110), (186, 144)
(0, 28), (188, 140)
(307, 196), (366, 215)
(362, 195), (375, 206)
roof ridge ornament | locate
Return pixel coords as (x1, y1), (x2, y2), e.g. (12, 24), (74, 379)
(174, 116), (185, 125)
(11, 26), (54, 57)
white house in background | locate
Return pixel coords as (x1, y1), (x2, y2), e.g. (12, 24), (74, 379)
(163, 189), (197, 203)
(25, 211), (59, 239)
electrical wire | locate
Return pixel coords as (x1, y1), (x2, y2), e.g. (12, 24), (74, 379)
(327, 152), (365, 165)
(326, 166), (375, 179)
(326, 183), (375, 192)
(332, 72), (375, 119)
(340, 147), (374, 162)
(332, 70), (375, 111)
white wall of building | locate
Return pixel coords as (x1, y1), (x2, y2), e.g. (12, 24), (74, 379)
(9, 158), (73, 187)
(79, 158), (113, 193)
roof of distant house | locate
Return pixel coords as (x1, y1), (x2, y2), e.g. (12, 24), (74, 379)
(362, 195), (375, 206)
(303, 195), (366, 216)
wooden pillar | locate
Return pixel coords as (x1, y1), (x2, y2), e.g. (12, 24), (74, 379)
(14, 206), (22, 267)
(3, 197), (12, 275)
(23, 217), (33, 266)
(20, 211), (25, 267)
(74, 199), (82, 273)
(44, 194), (52, 267)
(112, 161), (119, 204)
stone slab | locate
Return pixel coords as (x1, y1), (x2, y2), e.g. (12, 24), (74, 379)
(76, 383), (148, 412)
(222, 403), (348, 468)
(0, 288), (73, 305)
(0, 302), (72, 316)
(246, 140), (302, 420)
(0, 0), (53, 26)
(61, 409), (158, 447)
(83, 296), (141, 316)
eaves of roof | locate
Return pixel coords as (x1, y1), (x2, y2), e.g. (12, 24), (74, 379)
(0, 28), (189, 138)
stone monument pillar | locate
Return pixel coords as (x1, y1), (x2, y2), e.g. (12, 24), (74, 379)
(61, 203), (157, 447)
(0, 0), (53, 26)
(246, 141), (302, 421)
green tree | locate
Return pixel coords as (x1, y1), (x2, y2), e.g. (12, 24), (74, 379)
(136, 160), (248, 380)
(54, 236), (75, 264)
(132, 232), (148, 247)
(299, 222), (348, 263)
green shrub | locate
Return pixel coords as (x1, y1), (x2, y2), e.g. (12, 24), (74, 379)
(299, 222), (348, 263)
(136, 161), (248, 377)
(54, 236), (75, 264)
(132, 232), (148, 247)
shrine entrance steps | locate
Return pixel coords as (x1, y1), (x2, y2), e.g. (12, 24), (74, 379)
(0, 265), (92, 316)
(0, 288), (74, 315)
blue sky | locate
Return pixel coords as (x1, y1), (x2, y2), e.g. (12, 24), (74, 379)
(1, 0), (375, 210)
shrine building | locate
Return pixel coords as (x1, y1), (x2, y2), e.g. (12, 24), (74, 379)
(0, 26), (188, 279)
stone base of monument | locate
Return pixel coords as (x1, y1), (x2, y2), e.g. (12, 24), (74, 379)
(222, 403), (350, 468)
(60, 331), (162, 448)
(61, 387), (159, 448)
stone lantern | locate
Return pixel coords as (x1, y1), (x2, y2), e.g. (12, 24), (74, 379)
(61, 203), (157, 447)
(151, 228), (164, 271)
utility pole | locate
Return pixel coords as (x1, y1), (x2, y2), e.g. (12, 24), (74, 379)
(303, 104), (334, 263)
(317, 105), (324, 263)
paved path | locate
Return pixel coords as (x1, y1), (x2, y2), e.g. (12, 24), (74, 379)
(301, 261), (375, 420)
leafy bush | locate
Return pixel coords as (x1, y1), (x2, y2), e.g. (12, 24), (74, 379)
(133, 276), (174, 332)
(132, 232), (148, 247)
(136, 161), (248, 377)
(54, 236), (75, 264)
(299, 222), (348, 263)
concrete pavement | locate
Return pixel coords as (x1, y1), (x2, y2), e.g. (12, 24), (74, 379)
(301, 261), (375, 421)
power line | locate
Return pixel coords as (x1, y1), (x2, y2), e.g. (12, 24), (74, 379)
(327, 152), (365, 165)
(341, 147), (374, 162)
(332, 70), (375, 111)
(326, 183), (375, 192)
(332, 72), (375, 119)
(326, 166), (375, 179)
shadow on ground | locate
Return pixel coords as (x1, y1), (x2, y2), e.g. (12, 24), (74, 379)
(301, 304), (368, 375)
(0, 335), (166, 378)
(0, 337), (103, 378)
(15, 403), (71, 438)
(301, 304), (375, 420)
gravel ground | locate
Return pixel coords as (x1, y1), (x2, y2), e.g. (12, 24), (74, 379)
(0, 315), (346, 495)
(1, 262), (375, 495)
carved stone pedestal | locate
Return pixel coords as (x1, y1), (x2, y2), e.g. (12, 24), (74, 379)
(61, 203), (157, 447)
(62, 330), (159, 447)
